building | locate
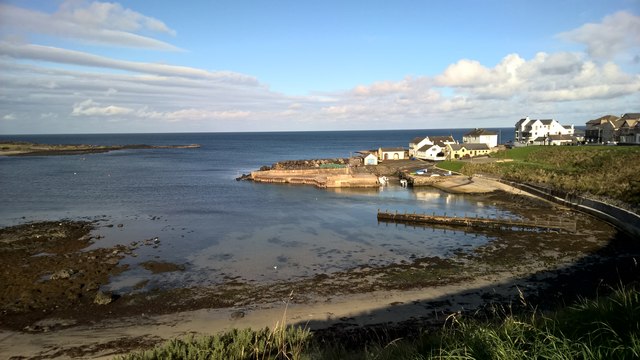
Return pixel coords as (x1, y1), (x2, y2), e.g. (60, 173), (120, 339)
(415, 143), (446, 161)
(463, 128), (498, 148)
(585, 113), (640, 144)
(447, 143), (492, 159)
(618, 113), (640, 144)
(409, 135), (456, 158)
(378, 147), (405, 161)
(547, 134), (575, 146)
(585, 115), (619, 143)
(514, 117), (574, 145)
(363, 153), (378, 165)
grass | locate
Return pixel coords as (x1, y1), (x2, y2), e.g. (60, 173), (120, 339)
(436, 161), (465, 173)
(455, 146), (640, 207)
(117, 285), (640, 359)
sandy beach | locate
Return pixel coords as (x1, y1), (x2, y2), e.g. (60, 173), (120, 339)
(0, 271), (543, 359)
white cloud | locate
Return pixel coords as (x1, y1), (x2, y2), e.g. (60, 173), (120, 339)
(436, 59), (494, 87)
(72, 99), (134, 116)
(0, 42), (257, 84)
(56, 1), (176, 36)
(557, 11), (640, 59)
(432, 52), (640, 101)
(2, 113), (17, 121)
(0, 1), (179, 51)
(141, 108), (252, 122)
(40, 112), (58, 119)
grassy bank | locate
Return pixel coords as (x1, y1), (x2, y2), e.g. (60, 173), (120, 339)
(444, 146), (640, 208)
(118, 285), (640, 359)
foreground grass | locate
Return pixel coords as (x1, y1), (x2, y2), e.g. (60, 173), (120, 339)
(452, 146), (640, 207)
(118, 285), (640, 359)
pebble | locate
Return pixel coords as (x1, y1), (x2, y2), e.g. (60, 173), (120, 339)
(230, 310), (245, 320)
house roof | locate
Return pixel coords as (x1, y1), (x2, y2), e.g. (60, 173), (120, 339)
(548, 134), (574, 141)
(563, 125), (573, 129)
(619, 119), (638, 127)
(621, 113), (640, 120)
(410, 137), (425, 144)
(379, 147), (405, 152)
(586, 115), (619, 126)
(428, 135), (456, 146)
(449, 143), (490, 151)
(464, 128), (497, 137)
(429, 135), (455, 142)
(417, 144), (440, 151)
(515, 118), (529, 127)
(540, 119), (555, 125)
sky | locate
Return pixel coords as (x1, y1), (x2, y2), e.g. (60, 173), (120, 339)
(0, 0), (639, 134)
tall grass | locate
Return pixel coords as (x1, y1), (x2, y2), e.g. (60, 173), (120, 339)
(117, 291), (311, 360)
(117, 286), (640, 359)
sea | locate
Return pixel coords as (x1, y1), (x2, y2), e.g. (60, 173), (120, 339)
(0, 128), (516, 291)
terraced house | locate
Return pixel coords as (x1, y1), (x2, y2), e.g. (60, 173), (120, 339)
(585, 113), (640, 144)
(514, 117), (575, 145)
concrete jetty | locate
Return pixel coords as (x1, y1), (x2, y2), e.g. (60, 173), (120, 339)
(377, 210), (576, 233)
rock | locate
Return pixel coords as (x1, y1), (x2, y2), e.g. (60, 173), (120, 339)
(94, 291), (113, 305)
(51, 269), (74, 280)
(117, 224), (124, 228)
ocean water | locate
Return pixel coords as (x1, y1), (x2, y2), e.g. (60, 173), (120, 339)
(0, 129), (515, 290)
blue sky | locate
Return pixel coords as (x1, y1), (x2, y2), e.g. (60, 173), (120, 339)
(0, 0), (638, 133)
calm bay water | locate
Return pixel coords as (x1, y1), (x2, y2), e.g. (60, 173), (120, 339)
(0, 129), (515, 290)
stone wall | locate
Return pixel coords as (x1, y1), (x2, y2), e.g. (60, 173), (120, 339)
(500, 180), (640, 238)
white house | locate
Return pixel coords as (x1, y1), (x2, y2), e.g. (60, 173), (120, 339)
(363, 153), (378, 165)
(409, 136), (456, 157)
(463, 128), (498, 148)
(378, 147), (405, 161)
(415, 144), (446, 161)
(515, 117), (575, 145)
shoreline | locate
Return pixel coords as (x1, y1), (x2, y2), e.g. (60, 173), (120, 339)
(0, 271), (546, 359)
(2, 187), (636, 358)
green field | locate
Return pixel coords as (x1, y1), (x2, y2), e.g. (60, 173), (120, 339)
(452, 146), (640, 207)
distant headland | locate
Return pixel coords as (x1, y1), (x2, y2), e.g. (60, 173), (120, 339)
(0, 141), (200, 156)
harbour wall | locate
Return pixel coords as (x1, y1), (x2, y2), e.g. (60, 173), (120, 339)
(250, 168), (379, 188)
(500, 179), (640, 238)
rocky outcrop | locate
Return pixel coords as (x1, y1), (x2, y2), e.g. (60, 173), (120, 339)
(266, 158), (349, 170)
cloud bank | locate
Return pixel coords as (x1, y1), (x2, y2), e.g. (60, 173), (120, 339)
(0, 1), (638, 133)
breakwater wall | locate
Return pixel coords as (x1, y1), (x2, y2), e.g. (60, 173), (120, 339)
(499, 179), (640, 238)
(377, 210), (576, 233)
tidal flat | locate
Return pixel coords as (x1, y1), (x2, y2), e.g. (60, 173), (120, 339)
(2, 190), (637, 358)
